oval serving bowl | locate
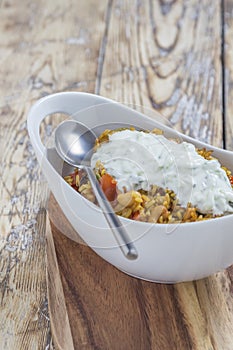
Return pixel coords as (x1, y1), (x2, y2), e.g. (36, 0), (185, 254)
(27, 92), (233, 283)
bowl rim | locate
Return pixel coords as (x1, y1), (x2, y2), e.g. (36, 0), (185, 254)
(28, 91), (233, 230)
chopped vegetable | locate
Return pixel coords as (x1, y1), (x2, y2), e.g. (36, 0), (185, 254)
(131, 211), (140, 220)
(230, 175), (233, 186)
(100, 173), (117, 201)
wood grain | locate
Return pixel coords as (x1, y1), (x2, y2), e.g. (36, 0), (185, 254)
(46, 216), (74, 350)
(48, 195), (233, 350)
(224, 0), (233, 151)
(0, 0), (108, 348)
(1, 0), (233, 349)
(100, 0), (223, 146)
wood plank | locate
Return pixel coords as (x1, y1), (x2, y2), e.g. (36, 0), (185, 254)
(46, 217), (74, 350)
(224, 0), (233, 151)
(100, 0), (223, 146)
(48, 194), (233, 350)
(0, 0), (108, 348)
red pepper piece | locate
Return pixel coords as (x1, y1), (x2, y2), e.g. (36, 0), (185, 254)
(100, 173), (117, 201)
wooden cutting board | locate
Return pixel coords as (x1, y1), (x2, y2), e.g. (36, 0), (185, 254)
(47, 195), (233, 350)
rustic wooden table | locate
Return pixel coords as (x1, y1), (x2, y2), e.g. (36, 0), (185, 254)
(1, 1), (233, 349)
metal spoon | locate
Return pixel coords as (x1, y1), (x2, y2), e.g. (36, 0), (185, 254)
(55, 120), (138, 260)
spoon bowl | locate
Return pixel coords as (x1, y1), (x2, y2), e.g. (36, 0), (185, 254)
(55, 120), (96, 167)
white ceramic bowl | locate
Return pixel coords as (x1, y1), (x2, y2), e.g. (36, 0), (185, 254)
(27, 92), (233, 283)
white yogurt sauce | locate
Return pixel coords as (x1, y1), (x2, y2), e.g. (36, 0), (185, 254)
(91, 130), (233, 215)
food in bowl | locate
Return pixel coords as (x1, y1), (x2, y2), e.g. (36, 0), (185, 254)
(64, 127), (233, 224)
(28, 92), (233, 282)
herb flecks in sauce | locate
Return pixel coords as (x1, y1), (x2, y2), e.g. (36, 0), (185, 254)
(91, 130), (233, 215)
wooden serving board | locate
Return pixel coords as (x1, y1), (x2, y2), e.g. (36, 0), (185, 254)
(47, 195), (233, 350)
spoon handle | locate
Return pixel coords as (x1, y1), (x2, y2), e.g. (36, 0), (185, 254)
(85, 167), (138, 260)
